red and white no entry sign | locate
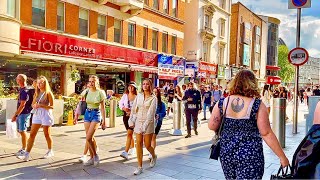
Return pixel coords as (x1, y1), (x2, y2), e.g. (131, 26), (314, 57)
(288, 47), (309, 66)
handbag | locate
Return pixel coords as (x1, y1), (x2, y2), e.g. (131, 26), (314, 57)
(270, 166), (293, 179)
(79, 90), (89, 115)
(209, 97), (230, 160)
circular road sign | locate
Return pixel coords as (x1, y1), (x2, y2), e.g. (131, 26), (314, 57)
(292, 0), (308, 7)
(288, 47), (309, 66)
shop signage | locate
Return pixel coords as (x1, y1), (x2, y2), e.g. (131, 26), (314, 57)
(198, 61), (217, 78)
(243, 44), (250, 66)
(231, 67), (240, 77)
(266, 76), (281, 85)
(158, 64), (184, 77)
(20, 28), (157, 67)
(218, 65), (225, 79)
(185, 62), (198, 70)
(158, 54), (173, 64)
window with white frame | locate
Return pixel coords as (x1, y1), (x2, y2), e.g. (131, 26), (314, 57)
(153, 0), (159, 10)
(128, 23), (136, 46)
(171, 35), (177, 55)
(220, 19), (226, 37)
(143, 26), (148, 49)
(203, 42), (209, 62)
(219, 45), (225, 64)
(7, 0), (16, 17)
(32, 0), (46, 27)
(114, 19), (122, 43)
(162, 32), (168, 53)
(152, 30), (158, 51)
(57, 2), (64, 31)
(163, 0), (169, 14)
(172, 0), (177, 17)
(98, 14), (106, 40)
(79, 9), (88, 36)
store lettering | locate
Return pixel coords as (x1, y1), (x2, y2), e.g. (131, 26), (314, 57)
(21, 38), (96, 55)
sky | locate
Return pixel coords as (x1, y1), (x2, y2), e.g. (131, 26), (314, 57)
(231, 0), (320, 58)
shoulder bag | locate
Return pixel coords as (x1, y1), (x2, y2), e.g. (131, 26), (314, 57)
(79, 90), (89, 115)
(209, 97), (230, 160)
(270, 166), (293, 179)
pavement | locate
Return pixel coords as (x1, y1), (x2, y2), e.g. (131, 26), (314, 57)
(0, 102), (310, 180)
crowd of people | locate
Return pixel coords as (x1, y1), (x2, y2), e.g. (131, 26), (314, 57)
(10, 71), (320, 178)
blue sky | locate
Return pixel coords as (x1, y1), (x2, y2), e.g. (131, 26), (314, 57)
(231, 0), (320, 57)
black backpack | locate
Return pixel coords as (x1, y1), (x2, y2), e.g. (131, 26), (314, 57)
(25, 87), (35, 112)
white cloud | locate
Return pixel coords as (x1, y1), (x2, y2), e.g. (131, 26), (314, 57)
(232, 0), (320, 58)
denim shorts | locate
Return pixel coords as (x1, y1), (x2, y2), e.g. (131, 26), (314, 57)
(17, 113), (31, 132)
(84, 109), (101, 123)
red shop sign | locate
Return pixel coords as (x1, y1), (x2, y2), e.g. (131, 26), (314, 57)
(199, 61), (218, 76)
(20, 28), (157, 67)
(266, 76), (281, 85)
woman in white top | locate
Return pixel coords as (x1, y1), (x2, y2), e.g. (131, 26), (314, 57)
(128, 79), (157, 175)
(261, 84), (271, 113)
(119, 81), (137, 160)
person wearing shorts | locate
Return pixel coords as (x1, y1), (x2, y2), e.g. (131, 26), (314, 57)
(166, 83), (175, 117)
(17, 76), (55, 162)
(119, 81), (137, 160)
(12, 74), (32, 157)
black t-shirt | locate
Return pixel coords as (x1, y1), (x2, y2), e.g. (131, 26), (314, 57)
(202, 91), (212, 104)
(168, 89), (175, 103)
(313, 89), (320, 96)
(17, 87), (33, 114)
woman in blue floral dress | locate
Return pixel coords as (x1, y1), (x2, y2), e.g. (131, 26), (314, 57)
(208, 70), (289, 179)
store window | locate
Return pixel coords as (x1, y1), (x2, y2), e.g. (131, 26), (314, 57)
(79, 9), (88, 36)
(163, 0), (169, 14)
(220, 19), (225, 37)
(128, 23), (136, 46)
(57, 2), (64, 31)
(152, 30), (158, 51)
(7, 0), (16, 17)
(32, 0), (46, 27)
(153, 0), (159, 10)
(172, 0), (177, 17)
(162, 32), (168, 53)
(203, 42), (209, 62)
(143, 27), (148, 49)
(114, 19), (122, 43)
(171, 35), (177, 55)
(98, 14), (106, 40)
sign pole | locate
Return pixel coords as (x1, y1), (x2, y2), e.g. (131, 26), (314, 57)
(293, 8), (301, 134)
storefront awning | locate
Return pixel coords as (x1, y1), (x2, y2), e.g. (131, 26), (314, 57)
(130, 66), (158, 73)
(266, 76), (281, 85)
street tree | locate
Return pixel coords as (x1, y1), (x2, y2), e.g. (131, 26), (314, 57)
(278, 45), (295, 84)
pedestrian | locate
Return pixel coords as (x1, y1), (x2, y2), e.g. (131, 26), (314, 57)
(212, 84), (222, 106)
(128, 78), (157, 175)
(149, 87), (166, 160)
(183, 82), (202, 138)
(312, 85), (320, 96)
(208, 70), (289, 179)
(166, 83), (174, 117)
(80, 75), (107, 166)
(306, 87), (312, 106)
(119, 81), (137, 160)
(273, 87), (280, 98)
(314, 101), (320, 124)
(202, 85), (212, 120)
(300, 87), (305, 103)
(174, 85), (183, 101)
(12, 74), (33, 157)
(261, 84), (271, 114)
(279, 86), (287, 99)
(26, 78), (36, 131)
(17, 76), (55, 161)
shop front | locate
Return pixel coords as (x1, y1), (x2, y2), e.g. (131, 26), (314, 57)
(157, 55), (185, 87)
(16, 27), (158, 96)
(198, 61), (218, 84)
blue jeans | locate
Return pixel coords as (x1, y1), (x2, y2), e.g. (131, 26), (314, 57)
(84, 109), (101, 123)
(203, 103), (211, 119)
(17, 113), (31, 132)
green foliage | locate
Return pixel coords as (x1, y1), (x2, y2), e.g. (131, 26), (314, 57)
(70, 69), (80, 82)
(278, 45), (295, 83)
(62, 95), (80, 120)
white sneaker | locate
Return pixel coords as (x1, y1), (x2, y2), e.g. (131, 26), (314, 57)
(16, 149), (25, 156)
(128, 148), (136, 155)
(83, 158), (94, 166)
(120, 151), (129, 160)
(17, 152), (30, 162)
(43, 150), (54, 159)
(150, 155), (157, 168)
(148, 153), (152, 160)
(93, 155), (100, 166)
(133, 167), (143, 175)
(79, 155), (87, 163)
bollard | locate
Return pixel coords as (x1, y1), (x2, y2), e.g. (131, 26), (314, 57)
(170, 101), (186, 135)
(109, 100), (116, 128)
(271, 98), (286, 148)
(306, 96), (320, 133)
(66, 110), (74, 126)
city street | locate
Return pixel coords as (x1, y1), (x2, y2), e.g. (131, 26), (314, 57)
(0, 102), (309, 180)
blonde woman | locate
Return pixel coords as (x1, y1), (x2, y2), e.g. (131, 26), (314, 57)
(208, 70), (289, 179)
(80, 75), (106, 166)
(17, 76), (54, 161)
(128, 79), (157, 175)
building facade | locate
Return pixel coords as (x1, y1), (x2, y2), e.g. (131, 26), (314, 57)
(0, 0), (186, 95)
(229, 2), (265, 85)
(184, 0), (231, 86)
(299, 57), (320, 87)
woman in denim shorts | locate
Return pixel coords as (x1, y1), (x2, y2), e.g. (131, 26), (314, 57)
(80, 75), (106, 166)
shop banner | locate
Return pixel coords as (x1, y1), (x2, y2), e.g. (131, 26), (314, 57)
(158, 64), (184, 77)
(266, 76), (281, 85)
(185, 68), (195, 77)
(158, 55), (173, 64)
(185, 62), (198, 70)
(198, 61), (217, 78)
(243, 44), (250, 66)
(20, 28), (157, 67)
(218, 65), (225, 79)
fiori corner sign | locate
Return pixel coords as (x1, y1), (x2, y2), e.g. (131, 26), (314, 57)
(288, 0), (311, 9)
(288, 47), (309, 66)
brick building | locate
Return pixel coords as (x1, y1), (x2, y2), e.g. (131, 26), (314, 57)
(229, 2), (266, 85)
(0, 0), (186, 95)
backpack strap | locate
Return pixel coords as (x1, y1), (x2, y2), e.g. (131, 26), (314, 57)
(218, 98), (225, 117)
(249, 98), (262, 120)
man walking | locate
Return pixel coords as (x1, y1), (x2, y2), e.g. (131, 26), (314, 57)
(212, 84), (222, 106)
(12, 74), (33, 157)
(312, 86), (320, 96)
(202, 85), (212, 120)
(167, 83), (175, 117)
(183, 82), (202, 138)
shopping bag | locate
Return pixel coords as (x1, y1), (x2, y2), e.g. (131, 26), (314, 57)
(6, 119), (18, 139)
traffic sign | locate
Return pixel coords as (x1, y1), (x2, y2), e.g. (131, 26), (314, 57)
(288, 0), (311, 9)
(288, 47), (309, 66)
